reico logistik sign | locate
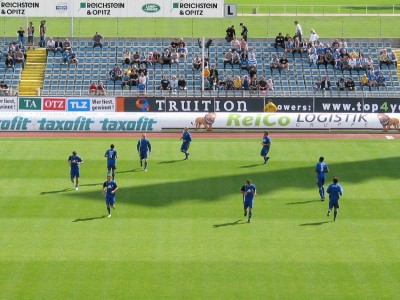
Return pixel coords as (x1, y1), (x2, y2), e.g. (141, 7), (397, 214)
(1, 0), (224, 17)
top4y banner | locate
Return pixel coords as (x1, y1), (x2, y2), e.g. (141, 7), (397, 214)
(0, 0), (224, 17)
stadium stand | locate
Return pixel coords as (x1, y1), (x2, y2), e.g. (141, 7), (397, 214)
(2, 38), (399, 97)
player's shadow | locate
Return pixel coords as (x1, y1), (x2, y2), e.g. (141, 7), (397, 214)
(116, 168), (141, 173)
(158, 160), (184, 164)
(40, 188), (74, 195)
(299, 221), (332, 226)
(72, 215), (106, 222)
(213, 220), (245, 228)
(286, 200), (321, 205)
(80, 183), (102, 187)
(239, 163), (263, 168)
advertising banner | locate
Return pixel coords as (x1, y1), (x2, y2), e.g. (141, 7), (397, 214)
(0, 112), (399, 132)
(0, 97), (18, 111)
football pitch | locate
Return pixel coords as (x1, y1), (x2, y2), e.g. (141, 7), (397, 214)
(1, 135), (400, 299)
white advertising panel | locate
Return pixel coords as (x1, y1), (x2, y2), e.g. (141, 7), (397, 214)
(0, 97), (18, 111)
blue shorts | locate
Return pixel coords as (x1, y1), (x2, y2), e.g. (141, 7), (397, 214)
(139, 151), (148, 159)
(244, 198), (254, 209)
(317, 177), (325, 188)
(181, 142), (190, 152)
(107, 163), (116, 171)
(260, 147), (270, 157)
(329, 199), (339, 210)
(70, 169), (80, 178)
(106, 195), (115, 207)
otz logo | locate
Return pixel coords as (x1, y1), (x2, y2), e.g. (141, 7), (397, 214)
(68, 99), (90, 111)
(136, 98), (150, 111)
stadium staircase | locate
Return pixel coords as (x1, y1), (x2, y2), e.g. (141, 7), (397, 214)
(18, 48), (47, 96)
(395, 49), (400, 80)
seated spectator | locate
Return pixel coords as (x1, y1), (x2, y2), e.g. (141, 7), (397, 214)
(121, 73), (132, 90)
(89, 82), (97, 95)
(284, 37), (294, 56)
(147, 51), (154, 66)
(223, 50), (233, 68)
(274, 32), (285, 49)
(258, 76), (267, 91)
(333, 48), (342, 70)
(250, 75), (258, 91)
(340, 57), (350, 74)
(93, 32), (103, 49)
(14, 48), (25, 69)
(376, 72), (386, 89)
(346, 76), (356, 91)
(248, 66), (257, 79)
(68, 49), (78, 67)
(291, 37), (302, 57)
(178, 76), (187, 90)
(323, 49), (335, 69)
(320, 75), (331, 91)
(308, 51), (318, 67)
(336, 76), (346, 91)
(348, 56), (357, 74)
(248, 50), (257, 67)
(138, 72), (147, 87)
(200, 76), (210, 90)
(367, 67), (377, 87)
(53, 37), (63, 56)
(139, 51), (148, 67)
(0, 80), (10, 95)
(109, 65), (123, 83)
(242, 75), (250, 90)
(218, 77), (226, 90)
(122, 49), (131, 67)
(97, 81), (107, 95)
(279, 54), (289, 71)
(192, 54), (202, 70)
(230, 37), (240, 52)
(138, 63), (148, 77)
(170, 75), (179, 93)
(316, 53), (325, 69)
(202, 66), (210, 79)
(240, 48), (249, 61)
(313, 79), (321, 92)
(365, 56), (374, 70)
(378, 48), (390, 69)
(356, 54), (367, 73)
(46, 37), (55, 56)
(152, 49), (162, 65)
(270, 55), (281, 74)
(177, 44), (187, 60)
(360, 73), (371, 91)
(231, 49), (241, 66)
(160, 76), (170, 90)
(170, 38), (179, 50)
(266, 78), (274, 91)
(128, 69), (139, 87)
(387, 51), (397, 68)
(225, 76), (234, 90)
(209, 65), (219, 83)
(5, 54), (15, 72)
(170, 50), (179, 64)
(161, 49), (172, 67)
(63, 38), (72, 52)
(131, 51), (140, 65)
(233, 75), (242, 90)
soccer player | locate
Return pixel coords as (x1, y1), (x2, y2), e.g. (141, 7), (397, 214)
(102, 174), (118, 218)
(326, 177), (344, 221)
(241, 179), (257, 223)
(180, 127), (192, 160)
(260, 131), (271, 164)
(68, 151), (83, 190)
(104, 144), (118, 180)
(137, 134), (151, 171)
(315, 156), (329, 201)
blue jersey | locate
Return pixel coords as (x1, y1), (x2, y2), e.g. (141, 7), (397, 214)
(315, 162), (328, 179)
(242, 184), (256, 201)
(137, 138), (151, 154)
(105, 148), (118, 165)
(68, 155), (82, 171)
(327, 183), (343, 202)
(181, 131), (192, 143)
(262, 136), (271, 150)
(103, 180), (118, 196)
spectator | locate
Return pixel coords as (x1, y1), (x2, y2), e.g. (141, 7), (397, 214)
(175, 76), (186, 91)
(121, 73), (132, 90)
(170, 75), (179, 93)
(17, 26), (25, 45)
(356, 54), (367, 73)
(308, 51), (319, 67)
(230, 37), (240, 52)
(62, 50), (70, 64)
(323, 49), (335, 69)
(225, 76), (234, 90)
(266, 78), (274, 91)
(348, 56), (357, 74)
(241, 75), (250, 90)
(177, 44), (187, 60)
(93, 32), (103, 49)
(291, 37), (302, 57)
(27, 22), (35, 49)
(250, 75), (258, 91)
(63, 38), (72, 52)
(192, 54), (202, 70)
(376, 72), (386, 90)
(320, 76), (331, 91)
(279, 54), (289, 72)
(161, 48), (172, 67)
(360, 73), (371, 91)
(248, 66), (257, 79)
(68, 49), (78, 67)
(14, 48), (25, 69)
(209, 65), (219, 83)
(46, 37), (55, 56)
(346, 76), (356, 91)
(378, 49), (390, 69)
(240, 38), (248, 54)
(233, 75), (242, 90)
(97, 81), (107, 95)
(293, 21), (303, 42)
(336, 76), (346, 91)
(39, 20), (46, 48)
(160, 75), (170, 90)
(152, 49), (162, 65)
(138, 63), (148, 78)
(202, 66), (210, 79)
(365, 56), (374, 70)
(109, 65), (123, 84)
(225, 25), (235, 42)
(89, 82), (97, 95)
(200, 76), (210, 90)
(274, 32), (285, 49)
(146, 51), (154, 66)
(284, 37), (294, 56)
(269, 55), (280, 74)
(223, 50), (233, 69)
(53, 37), (63, 56)
(309, 29), (319, 46)
(388, 51), (397, 68)
(231, 49), (241, 66)
(15, 41), (27, 61)
(240, 23), (248, 41)
(139, 51), (148, 67)
(170, 38), (179, 49)
(333, 48), (342, 70)
(5, 54), (15, 72)
(0, 80), (10, 95)
(128, 69), (138, 87)
(258, 76), (267, 91)
(170, 49), (179, 64)
(367, 67), (377, 87)
(313, 78), (321, 92)
(132, 51), (140, 66)
(122, 49), (131, 67)
(138, 72), (147, 87)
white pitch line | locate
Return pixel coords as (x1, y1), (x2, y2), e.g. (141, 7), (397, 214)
(385, 136), (394, 139)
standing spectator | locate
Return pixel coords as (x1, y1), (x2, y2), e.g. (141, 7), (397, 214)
(239, 23), (248, 41)
(180, 127), (192, 160)
(39, 20), (46, 47)
(225, 25), (235, 42)
(102, 175), (118, 218)
(68, 150), (83, 190)
(240, 179), (257, 223)
(27, 22), (35, 49)
(315, 156), (329, 201)
(93, 32), (103, 49)
(260, 131), (271, 164)
(16, 27), (25, 45)
(104, 144), (118, 180)
(326, 177), (344, 221)
(309, 29), (319, 46)
(137, 134), (151, 171)
(293, 21), (303, 42)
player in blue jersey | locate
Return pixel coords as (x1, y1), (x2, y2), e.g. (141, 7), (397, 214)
(326, 177), (344, 221)
(260, 131), (271, 164)
(104, 144), (118, 180)
(180, 127), (192, 160)
(137, 134), (152, 171)
(68, 151), (83, 190)
(315, 156), (329, 201)
(240, 179), (257, 223)
(102, 174), (118, 218)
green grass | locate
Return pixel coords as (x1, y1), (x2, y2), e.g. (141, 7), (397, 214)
(1, 136), (400, 299)
(0, 1), (399, 38)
